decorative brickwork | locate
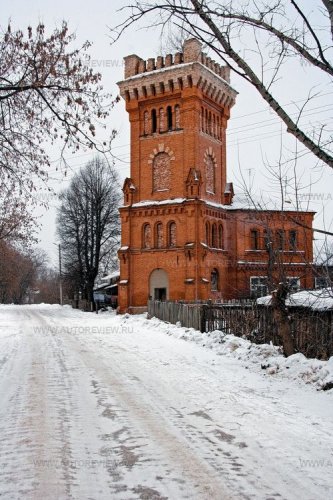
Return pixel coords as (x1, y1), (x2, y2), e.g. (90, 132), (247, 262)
(159, 107), (165, 132)
(204, 148), (217, 194)
(144, 111), (149, 135)
(175, 105), (181, 129)
(205, 155), (215, 193)
(169, 222), (176, 247)
(152, 152), (170, 192)
(143, 223), (152, 248)
(156, 222), (164, 248)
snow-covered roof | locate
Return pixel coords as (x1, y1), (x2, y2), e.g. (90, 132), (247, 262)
(122, 194), (314, 213)
(101, 271), (120, 282)
(257, 288), (333, 310)
(129, 198), (187, 208)
(205, 194), (315, 213)
(237, 261), (308, 266)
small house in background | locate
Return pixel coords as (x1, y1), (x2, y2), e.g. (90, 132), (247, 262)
(93, 271), (119, 309)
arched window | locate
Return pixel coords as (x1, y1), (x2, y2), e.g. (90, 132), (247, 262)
(201, 107), (204, 131)
(289, 230), (297, 251)
(206, 155), (216, 194)
(212, 223), (217, 248)
(205, 221), (210, 246)
(218, 225), (224, 249)
(213, 115), (216, 138)
(211, 268), (219, 291)
(250, 229), (259, 250)
(142, 223), (152, 249)
(217, 116), (220, 139)
(175, 105), (180, 129)
(143, 110), (149, 135)
(153, 152), (171, 192)
(151, 109), (157, 133)
(168, 221), (176, 247)
(156, 222), (164, 248)
(276, 229), (285, 251)
(159, 107), (165, 133)
(263, 229), (271, 250)
(205, 109), (208, 133)
(167, 106), (173, 130)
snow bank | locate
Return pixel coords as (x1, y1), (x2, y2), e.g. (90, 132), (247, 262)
(116, 313), (333, 392)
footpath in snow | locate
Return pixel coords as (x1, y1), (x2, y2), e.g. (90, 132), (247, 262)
(0, 304), (332, 500)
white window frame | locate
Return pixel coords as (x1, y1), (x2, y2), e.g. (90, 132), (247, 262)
(250, 276), (268, 297)
(314, 276), (330, 289)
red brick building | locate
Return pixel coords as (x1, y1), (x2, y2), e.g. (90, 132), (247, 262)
(117, 39), (314, 313)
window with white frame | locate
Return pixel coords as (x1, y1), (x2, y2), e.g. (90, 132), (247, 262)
(250, 276), (268, 297)
(314, 276), (329, 289)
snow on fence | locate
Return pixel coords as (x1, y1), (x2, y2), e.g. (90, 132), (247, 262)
(147, 300), (333, 359)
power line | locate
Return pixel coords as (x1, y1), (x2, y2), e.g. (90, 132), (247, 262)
(229, 90), (333, 121)
(44, 92), (333, 174)
(228, 104), (333, 134)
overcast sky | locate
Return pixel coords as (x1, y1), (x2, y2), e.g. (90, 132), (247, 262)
(2, 0), (332, 265)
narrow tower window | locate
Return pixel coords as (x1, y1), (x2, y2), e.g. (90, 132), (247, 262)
(205, 221), (210, 246)
(212, 224), (217, 248)
(151, 109), (157, 133)
(219, 225), (224, 249)
(167, 106), (173, 130)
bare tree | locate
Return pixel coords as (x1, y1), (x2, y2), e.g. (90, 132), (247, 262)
(0, 180), (38, 244)
(57, 157), (121, 307)
(0, 22), (117, 197)
(112, 0), (333, 168)
(34, 265), (60, 304)
(0, 242), (46, 303)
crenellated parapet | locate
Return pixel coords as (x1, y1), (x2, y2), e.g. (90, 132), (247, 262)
(118, 39), (237, 108)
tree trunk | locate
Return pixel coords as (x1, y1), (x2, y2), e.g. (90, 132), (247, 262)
(271, 283), (295, 357)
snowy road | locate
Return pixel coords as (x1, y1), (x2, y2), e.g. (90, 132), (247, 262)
(0, 305), (332, 500)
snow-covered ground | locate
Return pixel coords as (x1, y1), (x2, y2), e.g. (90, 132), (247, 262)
(0, 304), (332, 500)
(150, 317), (333, 391)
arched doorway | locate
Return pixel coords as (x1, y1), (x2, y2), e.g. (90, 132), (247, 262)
(149, 269), (169, 301)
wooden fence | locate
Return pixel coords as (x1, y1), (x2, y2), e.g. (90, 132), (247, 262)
(148, 300), (333, 359)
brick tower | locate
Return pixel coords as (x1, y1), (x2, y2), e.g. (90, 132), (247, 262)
(117, 39), (314, 313)
(117, 39), (237, 312)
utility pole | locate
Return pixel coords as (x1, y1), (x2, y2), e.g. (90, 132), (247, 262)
(58, 243), (63, 306)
